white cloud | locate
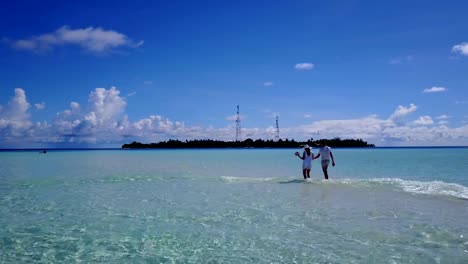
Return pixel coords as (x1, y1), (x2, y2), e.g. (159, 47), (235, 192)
(55, 102), (80, 119)
(297, 115), (468, 146)
(388, 103), (417, 121)
(263, 82), (274, 86)
(299, 115), (392, 140)
(452, 42), (468, 56)
(304, 114), (312, 118)
(1, 88), (468, 147)
(436, 115), (450, 120)
(0, 88), (33, 137)
(86, 87), (126, 125)
(11, 26), (143, 54)
(438, 120), (449, 125)
(413, 116), (434, 126)
(49, 88), (127, 143)
(8, 88), (30, 119)
(14, 40), (36, 50)
(127, 92), (136, 97)
(143, 81), (153, 85)
(71, 102), (80, 110)
(423, 86), (447, 93)
(1, 87), (216, 146)
(294, 63), (314, 70)
(35, 102), (46, 110)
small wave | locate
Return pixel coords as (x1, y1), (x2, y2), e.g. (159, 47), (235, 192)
(218, 176), (468, 200)
(220, 176), (280, 183)
(335, 178), (468, 200)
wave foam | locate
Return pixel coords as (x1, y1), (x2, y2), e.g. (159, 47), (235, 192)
(220, 176), (279, 183)
(332, 178), (468, 200)
(367, 178), (468, 200)
(218, 176), (468, 200)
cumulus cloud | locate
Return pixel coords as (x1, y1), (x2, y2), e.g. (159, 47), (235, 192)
(42, 87), (245, 144)
(1, 87), (221, 146)
(297, 114), (467, 146)
(50, 87), (128, 143)
(438, 120), (449, 125)
(388, 103), (417, 121)
(0, 88), (32, 138)
(7, 88), (30, 119)
(10, 26), (143, 54)
(87, 87), (126, 125)
(294, 63), (314, 70)
(0, 88), (31, 127)
(436, 115), (450, 120)
(423, 86), (447, 93)
(263, 82), (274, 87)
(452, 42), (468, 55)
(293, 104), (465, 145)
(1, 88), (467, 147)
(299, 115), (393, 140)
(413, 116), (434, 126)
(35, 102), (46, 110)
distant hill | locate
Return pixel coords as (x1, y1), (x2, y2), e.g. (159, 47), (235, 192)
(122, 138), (375, 149)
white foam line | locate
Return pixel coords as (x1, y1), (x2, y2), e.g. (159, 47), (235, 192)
(220, 176), (279, 183)
(338, 178), (468, 200)
(219, 176), (468, 200)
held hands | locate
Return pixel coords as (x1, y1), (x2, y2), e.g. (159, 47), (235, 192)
(332, 161), (335, 167)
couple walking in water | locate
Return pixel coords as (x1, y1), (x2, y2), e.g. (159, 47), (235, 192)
(295, 142), (335, 180)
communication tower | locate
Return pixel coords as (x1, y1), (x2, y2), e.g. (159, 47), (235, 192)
(275, 116), (280, 141)
(235, 105), (241, 141)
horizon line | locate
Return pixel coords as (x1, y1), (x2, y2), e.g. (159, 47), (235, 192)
(1, 146), (468, 151)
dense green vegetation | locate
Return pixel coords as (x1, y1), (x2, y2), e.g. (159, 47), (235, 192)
(122, 138), (374, 149)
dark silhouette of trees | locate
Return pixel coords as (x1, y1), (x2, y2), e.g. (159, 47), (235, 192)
(122, 137), (374, 149)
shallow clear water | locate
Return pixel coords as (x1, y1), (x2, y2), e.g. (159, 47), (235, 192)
(0, 148), (467, 263)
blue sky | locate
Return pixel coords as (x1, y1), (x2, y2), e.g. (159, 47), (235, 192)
(0, 0), (467, 147)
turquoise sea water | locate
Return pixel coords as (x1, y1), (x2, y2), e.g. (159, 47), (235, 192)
(0, 148), (467, 263)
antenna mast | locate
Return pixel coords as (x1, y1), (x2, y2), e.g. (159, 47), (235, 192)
(235, 105), (241, 141)
(275, 116), (280, 141)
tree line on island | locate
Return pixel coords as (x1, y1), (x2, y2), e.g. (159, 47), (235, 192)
(122, 137), (374, 149)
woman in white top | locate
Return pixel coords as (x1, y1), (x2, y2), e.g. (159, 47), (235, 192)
(294, 145), (316, 179)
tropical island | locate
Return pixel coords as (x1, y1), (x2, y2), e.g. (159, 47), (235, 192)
(122, 137), (374, 149)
